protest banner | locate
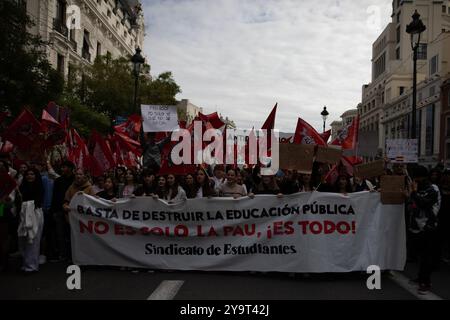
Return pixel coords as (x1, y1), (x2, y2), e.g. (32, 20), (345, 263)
(69, 192), (406, 273)
(141, 105), (179, 132)
(380, 175), (406, 205)
(315, 146), (343, 164)
(354, 160), (385, 179)
(279, 144), (315, 173)
(386, 139), (418, 164)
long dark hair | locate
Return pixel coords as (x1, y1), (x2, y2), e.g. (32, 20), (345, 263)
(166, 174), (179, 200)
(196, 169), (215, 197)
(19, 168), (44, 208)
(334, 174), (353, 194)
(183, 174), (197, 199)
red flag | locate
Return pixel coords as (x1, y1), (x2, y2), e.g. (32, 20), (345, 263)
(293, 118), (327, 146)
(0, 140), (14, 154)
(3, 109), (43, 149)
(113, 131), (142, 156)
(46, 102), (69, 126)
(89, 131), (116, 177)
(66, 129), (90, 170)
(114, 114), (142, 141)
(330, 116), (359, 150)
(320, 130), (332, 144)
(198, 112), (225, 130)
(41, 109), (66, 148)
(261, 103), (277, 130)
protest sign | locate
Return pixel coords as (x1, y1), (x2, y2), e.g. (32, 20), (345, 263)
(386, 139), (418, 163)
(279, 144), (314, 173)
(315, 146), (343, 164)
(380, 175), (406, 205)
(141, 105), (179, 132)
(70, 192), (406, 273)
(354, 160), (385, 179)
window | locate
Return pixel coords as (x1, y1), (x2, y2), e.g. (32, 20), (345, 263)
(57, 54), (64, 75)
(374, 52), (386, 79)
(56, 0), (66, 22)
(447, 117), (450, 137)
(425, 105), (435, 156)
(399, 87), (405, 95)
(430, 55), (439, 75)
(107, 10), (111, 17)
(82, 30), (92, 61)
(443, 5), (447, 13)
(447, 143), (450, 160)
(396, 26), (401, 43)
(417, 44), (427, 60)
(396, 47), (400, 60)
(97, 42), (102, 57)
(397, 11), (401, 23)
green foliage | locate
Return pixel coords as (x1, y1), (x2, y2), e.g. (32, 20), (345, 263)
(141, 71), (181, 106)
(0, 0), (64, 116)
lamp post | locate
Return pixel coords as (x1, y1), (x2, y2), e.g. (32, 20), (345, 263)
(131, 47), (145, 114)
(406, 10), (426, 140)
(321, 106), (329, 133)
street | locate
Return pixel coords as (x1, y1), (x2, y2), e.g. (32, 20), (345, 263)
(2, 257), (450, 300)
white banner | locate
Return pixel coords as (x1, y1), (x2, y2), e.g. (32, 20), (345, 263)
(141, 104), (179, 132)
(69, 192), (406, 273)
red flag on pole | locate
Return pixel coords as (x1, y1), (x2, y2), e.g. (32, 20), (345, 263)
(66, 129), (90, 170)
(261, 103), (277, 130)
(320, 130), (332, 144)
(114, 114), (142, 141)
(198, 112), (226, 130)
(293, 118), (327, 146)
(89, 131), (116, 177)
(2, 109), (43, 149)
(330, 116), (360, 150)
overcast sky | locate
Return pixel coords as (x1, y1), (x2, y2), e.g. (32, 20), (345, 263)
(141, 0), (392, 132)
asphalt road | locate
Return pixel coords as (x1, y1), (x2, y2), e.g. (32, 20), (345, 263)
(2, 257), (450, 300)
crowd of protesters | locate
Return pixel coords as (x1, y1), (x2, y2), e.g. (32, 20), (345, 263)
(1, 155), (449, 294)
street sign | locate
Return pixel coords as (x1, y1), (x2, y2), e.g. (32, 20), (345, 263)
(386, 139), (418, 164)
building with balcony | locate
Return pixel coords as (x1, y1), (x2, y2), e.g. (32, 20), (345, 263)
(25, 0), (145, 78)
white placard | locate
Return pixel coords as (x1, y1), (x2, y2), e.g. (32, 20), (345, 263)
(141, 105), (179, 132)
(386, 139), (418, 163)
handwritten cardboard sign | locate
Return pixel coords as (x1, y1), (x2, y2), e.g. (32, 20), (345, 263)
(380, 175), (405, 204)
(354, 160), (385, 179)
(141, 105), (179, 132)
(280, 144), (315, 173)
(315, 146), (343, 164)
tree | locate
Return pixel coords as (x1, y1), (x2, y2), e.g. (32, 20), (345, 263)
(0, 0), (64, 116)
(141, 71), (181, 106)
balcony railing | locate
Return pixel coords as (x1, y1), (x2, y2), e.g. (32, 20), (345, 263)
(53, 18), (68, 37)
(69, 39), (77, 52)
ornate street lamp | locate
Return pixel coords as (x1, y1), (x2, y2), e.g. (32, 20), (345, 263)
(321, 106), (329, 133)
(131, 47), (145, 114)
(406, 10), (426, 140)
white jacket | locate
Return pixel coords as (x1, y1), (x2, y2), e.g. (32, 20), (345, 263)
(17, 201), (43, 244)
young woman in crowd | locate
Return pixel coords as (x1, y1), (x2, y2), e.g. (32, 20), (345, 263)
(119, 169), (138, 198)
(133, 170), (156, 197)
(280, 170), (300, 195)
(92, 175), (105, 194)
(17, 168), (44, 273)
(153, 176), (167, 200)
(236, 171), (248, 195)
(195, 169), (216, 198)
(183, 174), (197, 199)
(334, 174), (353, 195)
(299, 173), (314, 192)
(165, 174), (187, 202)
(218, 169), (247, 199)
(96, 177), (117, 201)
(116, 166), (126, 184)
(251, 175), (283, 197)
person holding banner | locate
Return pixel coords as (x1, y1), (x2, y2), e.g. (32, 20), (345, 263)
(334, 174), (353, 195)
(280, 170), (300, 195)
(96, 177), (118, 201)
(133, 169), (156, 197)
(118, 169), (138, 198)
(299, 174), (314, 193)
(251, 175), (283, 197)
(165, 174), (187, 203)
(182, 174), (197, 199)
(194, 169), (216, 198)
(218, 169), (247, 199)
(63, 169), (95, 214)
